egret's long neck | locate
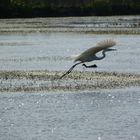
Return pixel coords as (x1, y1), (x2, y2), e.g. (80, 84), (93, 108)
(95, 50), (106, 60)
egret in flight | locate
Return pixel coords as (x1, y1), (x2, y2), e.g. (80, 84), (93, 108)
(60, 39), (116, 79)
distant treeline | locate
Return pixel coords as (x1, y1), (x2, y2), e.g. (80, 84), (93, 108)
(0, 0), (140, 18)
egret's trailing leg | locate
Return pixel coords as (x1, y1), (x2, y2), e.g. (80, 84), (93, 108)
(60, 62), (82, 79)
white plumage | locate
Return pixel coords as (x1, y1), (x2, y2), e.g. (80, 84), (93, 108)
(74, 39), (116, 62)
(60, 39), (117, 79)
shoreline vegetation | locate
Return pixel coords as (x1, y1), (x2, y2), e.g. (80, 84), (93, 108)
(0, 70), (140, 92)
(0, 0), (140, 18)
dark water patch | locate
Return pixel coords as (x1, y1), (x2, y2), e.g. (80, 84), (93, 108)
(0, 41), (32, 46)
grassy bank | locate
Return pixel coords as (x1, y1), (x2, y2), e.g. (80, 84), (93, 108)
(0, 0), (140, 18)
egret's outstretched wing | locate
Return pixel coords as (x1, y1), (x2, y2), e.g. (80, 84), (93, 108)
(74, 39), (116, 62)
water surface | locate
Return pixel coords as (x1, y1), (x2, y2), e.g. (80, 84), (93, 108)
(0, 16), (140, 140)
(0, 16), (140, 73)
(0, 32), (140, 73)
(0, 88), (140, 140)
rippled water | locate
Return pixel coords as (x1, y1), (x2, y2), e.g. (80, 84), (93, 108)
(0, 32), (140, 73)
(0, 88), (140, 140)
(0, 16), (140, 33)
(0, 16), (140, 140)
(0, 16), (140, 73)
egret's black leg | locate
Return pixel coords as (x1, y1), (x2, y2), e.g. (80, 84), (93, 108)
(60, 62), (82, 79)
(82, 63), (97, 68)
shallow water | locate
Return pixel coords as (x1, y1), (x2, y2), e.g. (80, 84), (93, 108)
(0, 16), (140, 73)
(0, 88), (140, 140)
(0, 16), (140, 140)
(0, 16), (140, 33)
(0, 32), (140, 73)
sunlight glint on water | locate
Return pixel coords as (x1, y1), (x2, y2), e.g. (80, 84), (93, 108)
(0, 32), (140, 73)
(0, 16), (140, 140)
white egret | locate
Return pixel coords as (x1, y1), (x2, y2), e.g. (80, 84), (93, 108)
(60, 39), (117, 79)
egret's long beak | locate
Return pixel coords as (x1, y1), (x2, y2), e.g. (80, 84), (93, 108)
(106, 48), (117, 51)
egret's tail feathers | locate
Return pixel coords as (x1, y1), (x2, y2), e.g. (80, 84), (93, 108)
(96, 39), (116, 49)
